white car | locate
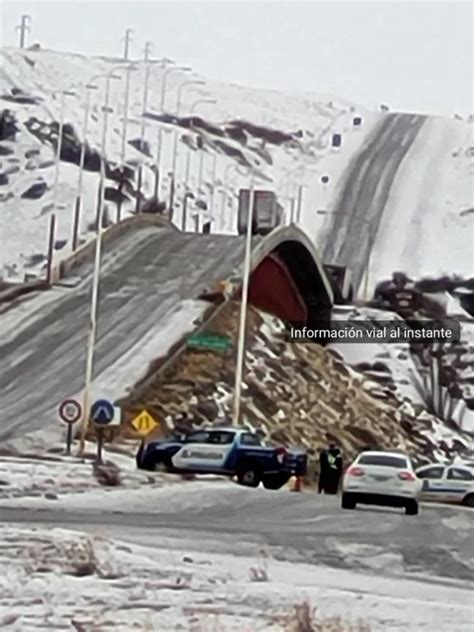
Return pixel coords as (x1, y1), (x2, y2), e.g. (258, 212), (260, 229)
(416, 463), (474, 507)
(342, 450), (421, 515)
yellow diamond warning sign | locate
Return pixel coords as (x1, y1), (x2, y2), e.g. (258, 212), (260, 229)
(131, 410), (158, 435)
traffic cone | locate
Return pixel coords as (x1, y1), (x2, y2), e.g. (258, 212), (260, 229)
(291, 475), (303, 492)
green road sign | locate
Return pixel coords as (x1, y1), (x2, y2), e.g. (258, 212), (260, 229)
(186, 333), (232, 351)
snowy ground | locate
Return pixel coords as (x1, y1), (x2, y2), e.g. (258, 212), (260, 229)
(0, 524), (472, 632)
(0, 440), (178, 501)
(0, 47), (376, 280)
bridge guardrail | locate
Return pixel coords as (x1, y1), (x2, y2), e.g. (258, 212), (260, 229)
(58, 214), (174, 279)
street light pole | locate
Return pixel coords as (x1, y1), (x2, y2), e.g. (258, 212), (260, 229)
(189, 97), (216, 193)
(232, 174), (256, 425)
(171, 79), (205, 175)
(135, 61), (152, 213)
(117, 64), (135, 221)
(52, 87), (76, 212)
(78, 69), (121, 455)
(219, 163), (236, 230)
(210, 152), (218, 227)
(155, 65), (191, 200)
(73, 84), (96, 251)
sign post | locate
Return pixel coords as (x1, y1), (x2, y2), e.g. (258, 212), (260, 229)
(90, 399), (118, 464)
(58, 399), (82, 455)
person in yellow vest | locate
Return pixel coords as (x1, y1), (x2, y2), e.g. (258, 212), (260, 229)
(318, 443), (343, 494)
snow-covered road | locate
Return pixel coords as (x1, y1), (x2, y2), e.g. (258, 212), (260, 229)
(321, 112), (426, 294)
(1, 482), (473, 631)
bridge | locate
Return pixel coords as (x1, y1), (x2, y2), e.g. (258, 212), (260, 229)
(0, 217), (334, 442)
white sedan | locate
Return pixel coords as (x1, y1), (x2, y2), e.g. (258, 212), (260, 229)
(415, 463), (474, 507)
(341, 450), (422, 515)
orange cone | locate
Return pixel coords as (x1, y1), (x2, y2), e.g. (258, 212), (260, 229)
(291, 476), (303, 492)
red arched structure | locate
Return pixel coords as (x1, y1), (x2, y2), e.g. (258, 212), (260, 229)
(246, 253), (308, 321)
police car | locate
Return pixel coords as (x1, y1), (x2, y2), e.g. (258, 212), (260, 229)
(415, 463), (474, 507)
(136, 426), (307, 490)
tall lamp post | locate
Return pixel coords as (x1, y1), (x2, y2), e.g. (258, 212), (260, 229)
(52, 86), (77, 213)
(135, 57), (166, 213)
(219, 163), (238, 231)
(78, 67), (127, 455)
(317, 210), (374, 300)
(181, 97), (216, 212)
(117, 63), (138, 220)
(189, 97), (216, 194)
(155, 64), (191, 199)
(171, 79), (205, 175)
(232, 170), (257, 426)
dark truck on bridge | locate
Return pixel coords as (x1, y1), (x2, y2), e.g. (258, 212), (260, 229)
(136, 427), (307, 489)
(237, 189), (284, 235)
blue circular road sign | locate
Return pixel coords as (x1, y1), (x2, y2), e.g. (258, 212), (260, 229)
(91, 399), (115, 425)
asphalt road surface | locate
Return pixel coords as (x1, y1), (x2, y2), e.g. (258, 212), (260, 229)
(323, 112), (426, 292)
(0, 226), (248, 442)
(1, 484), (472, 586)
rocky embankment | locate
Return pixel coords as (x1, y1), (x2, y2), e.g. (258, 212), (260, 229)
(116, 300), (468, 473)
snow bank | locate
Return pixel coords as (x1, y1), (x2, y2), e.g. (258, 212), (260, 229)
(0, 525), (472, 631)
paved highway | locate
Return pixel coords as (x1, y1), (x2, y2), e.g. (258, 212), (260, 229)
(0, 226), (247, 442)
(1, 484), (472, 585)
(322, 112), (426, 292)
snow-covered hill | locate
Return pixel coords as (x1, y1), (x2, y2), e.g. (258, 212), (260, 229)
(0, 47), (375, 280)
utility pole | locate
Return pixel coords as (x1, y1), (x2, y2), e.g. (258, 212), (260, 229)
(143, 41), (153, 62)
(122, 28), (133, 60)
(16, 14), (31, 49)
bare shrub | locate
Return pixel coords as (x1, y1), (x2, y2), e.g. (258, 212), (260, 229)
(285, 600), (372, 632)
(92, 462), (122, 487)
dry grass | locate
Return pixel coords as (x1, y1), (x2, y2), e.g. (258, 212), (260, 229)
(285, 600), (372, 632)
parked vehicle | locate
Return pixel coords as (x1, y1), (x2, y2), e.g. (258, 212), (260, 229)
(416, 463), (474, 507)
(237, 189), (284, 236)
(341, 450), (421, 515)
(136, 426), (307, 490)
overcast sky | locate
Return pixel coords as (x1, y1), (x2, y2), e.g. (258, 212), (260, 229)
(1, 0), (472, 116)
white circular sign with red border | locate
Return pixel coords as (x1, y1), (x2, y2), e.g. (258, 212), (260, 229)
(58, 399), (82, 424)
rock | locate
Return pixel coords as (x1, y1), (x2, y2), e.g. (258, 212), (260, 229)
(25, 148), (40, 159)
(39, 159), (55, 169)
(0, 173), (8, 186)
(4, 164), (20, 176)
(196, 399), (219, 421)
(44, 492), (58, 500)
(0, 110), (19, 141)
(195, 199), (208, 210)
(128, 138), (152, 157)
(21, 181), (47, 199)
(372, 361), (391, 373)
(54, 239), (68, 250)
(183, 556), (194, 563)
(24, 253), (47, 268)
